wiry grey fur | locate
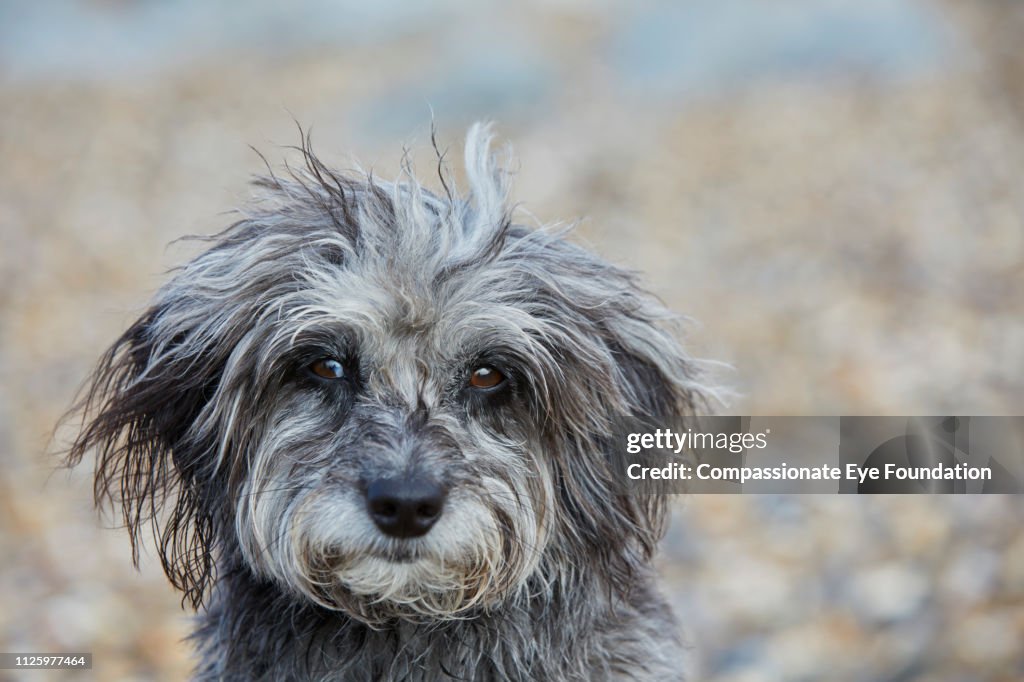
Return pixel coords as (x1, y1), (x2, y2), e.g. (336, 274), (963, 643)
(66, 125), (708, 680)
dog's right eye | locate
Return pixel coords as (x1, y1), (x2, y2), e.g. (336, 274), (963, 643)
(310, 358), (345, 380)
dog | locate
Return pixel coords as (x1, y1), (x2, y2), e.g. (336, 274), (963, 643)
(66, 125), (708, 680)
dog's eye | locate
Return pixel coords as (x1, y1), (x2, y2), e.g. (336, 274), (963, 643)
(469, 366), (504, 389)
(310, 358), (345, 380)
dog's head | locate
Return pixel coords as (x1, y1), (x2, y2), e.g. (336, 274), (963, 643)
(67, 126), (706, 624)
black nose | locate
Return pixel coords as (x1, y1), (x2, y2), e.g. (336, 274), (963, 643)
(365, 477), (447, 539)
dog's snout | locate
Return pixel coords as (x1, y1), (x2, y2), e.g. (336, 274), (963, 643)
(365, 477), (447, 538)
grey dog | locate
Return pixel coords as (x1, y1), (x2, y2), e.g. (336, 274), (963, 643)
(66, 125), (708, 680)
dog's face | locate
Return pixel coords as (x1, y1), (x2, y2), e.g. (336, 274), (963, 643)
(68, 127), (704, 624)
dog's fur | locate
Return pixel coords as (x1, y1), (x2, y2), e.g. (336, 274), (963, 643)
(66, 126), (707, 680)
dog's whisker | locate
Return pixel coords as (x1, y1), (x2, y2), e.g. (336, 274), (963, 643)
(236, 484), (315, 499)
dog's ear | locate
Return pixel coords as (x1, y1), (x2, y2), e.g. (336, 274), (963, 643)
(542, 310), (704, 598)
(514, 233), (710, 594)
(63, 140), (371, 607)
(608, 315), (704, 503)
(599, 314), (705, 563)
(64, 294), (230, 608)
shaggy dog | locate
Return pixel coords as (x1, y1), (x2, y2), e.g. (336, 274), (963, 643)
(66, 126), (707, 680)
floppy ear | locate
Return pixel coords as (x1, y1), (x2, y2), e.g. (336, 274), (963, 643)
(64, 216), (307, 607)
(64, 297), (229, 608)
(540, 305), (707, 599)
(602, 309), (707, 535)
(62, 135), (375, 608)
(509, 232), (710, 594)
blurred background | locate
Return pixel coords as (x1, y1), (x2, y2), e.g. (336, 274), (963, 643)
(1, 0), (1023, 680)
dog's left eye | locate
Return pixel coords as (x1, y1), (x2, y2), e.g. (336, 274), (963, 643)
(469, 366), (505, 389)
(310, 358), (345, 380)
